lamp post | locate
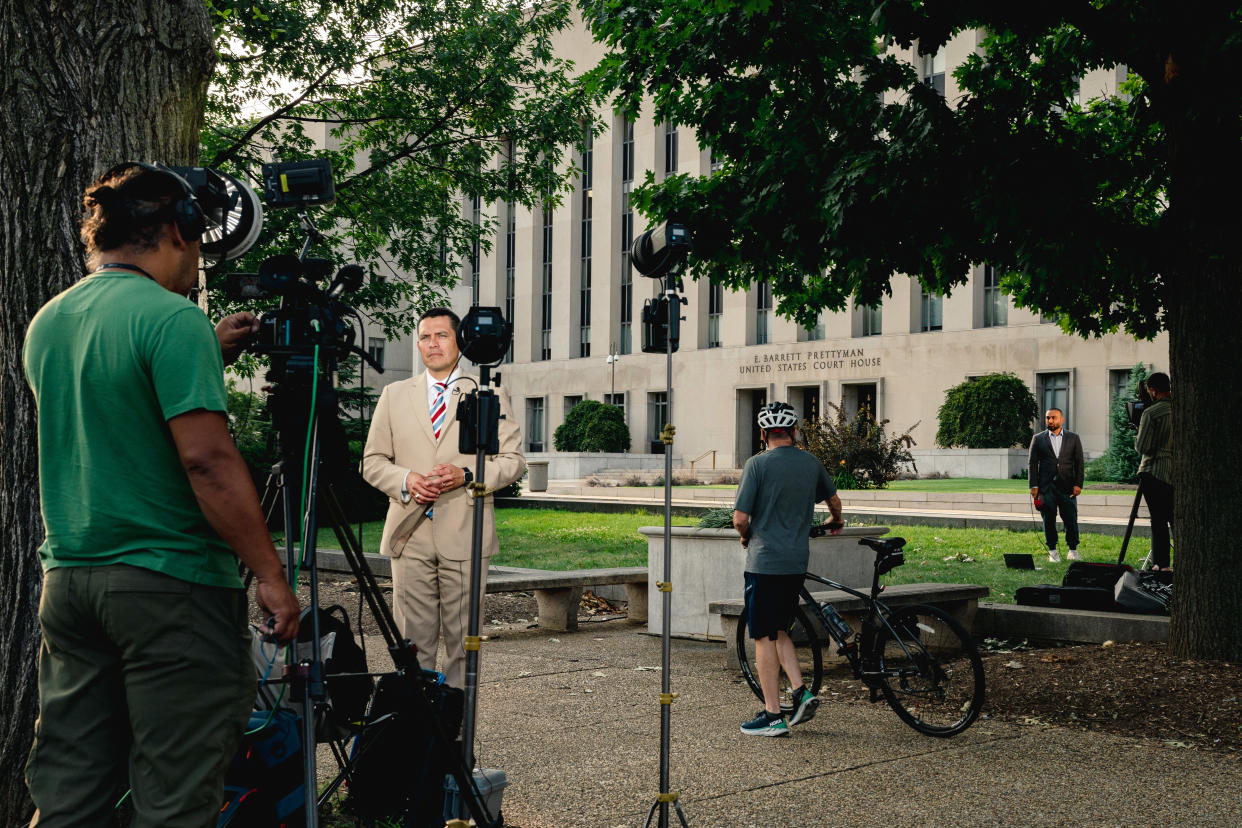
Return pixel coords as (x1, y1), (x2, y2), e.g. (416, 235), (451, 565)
(606, 343), (619, 404)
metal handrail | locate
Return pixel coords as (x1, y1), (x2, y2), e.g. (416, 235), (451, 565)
(689, 449), (716, 474)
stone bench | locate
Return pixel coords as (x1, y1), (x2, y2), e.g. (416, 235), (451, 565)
(709, 582), (990, 668)
(314, 550), (646, 633)
(487, 566), (649, 632)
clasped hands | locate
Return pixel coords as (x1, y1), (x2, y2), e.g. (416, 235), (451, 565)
(406, 464), (467, 505)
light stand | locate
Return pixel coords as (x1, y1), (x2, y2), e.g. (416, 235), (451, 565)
(630, 222), (693, 828)
(643, 272), (690, 828)
(449, 306), (514, 821)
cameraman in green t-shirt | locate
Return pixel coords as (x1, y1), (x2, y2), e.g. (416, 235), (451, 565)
(733, 402), (842, 736)
(22, 162), (299, 826)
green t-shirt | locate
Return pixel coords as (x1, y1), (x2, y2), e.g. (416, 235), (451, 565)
(23, 270), (241, 588)
(734, 445), (836, 575)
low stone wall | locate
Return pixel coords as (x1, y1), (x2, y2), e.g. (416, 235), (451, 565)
(909, 448), (1028, 479)
(525, 452), (664, 480)
(641, 525), (889, 640)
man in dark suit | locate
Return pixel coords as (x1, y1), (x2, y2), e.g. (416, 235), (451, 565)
(1028, 407), (1085, 562)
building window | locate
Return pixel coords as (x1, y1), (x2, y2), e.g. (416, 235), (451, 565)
(504, 196), (515, 363)
(469, 192), (481, 305)
(664, 121), (678, 175)
(707, 280), (724, 348)
(920, 286), (943, 332)
(564, 394), (584, 416)
(619, 115), (635, 355)
(921, 46), (946, 96)
(539, 195), (553, 361)
(982, 264), (1007, 328)
(526, 397), (545, 452)
(860, 303), (882, 337)
(503, 139), (516, 363)
(1038, 372), (1070, 418)
(579, 127), (593, 358)
(710, 146), (723, 173)
(755, 280), (773, 345)
(648, 391), (668, 455)
(367, 337), (385, 370)
(604, 392), (625, 418)
(1109, 368), (1132, 407)
(797, 312), (826, 342)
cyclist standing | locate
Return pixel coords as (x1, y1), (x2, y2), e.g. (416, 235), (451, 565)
(733, 402), (843, 736)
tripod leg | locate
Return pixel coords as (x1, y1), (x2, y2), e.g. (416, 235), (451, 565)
(1117, 479), (1145, 565)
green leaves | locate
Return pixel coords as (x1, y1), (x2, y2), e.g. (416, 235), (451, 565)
(936, 373), (1038, 449)
(204, 0), (596, 336)
(553, 400), (632, 453)
(582, 0), (1240, 338)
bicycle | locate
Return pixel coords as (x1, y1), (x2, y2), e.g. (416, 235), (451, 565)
(736, 528), (986, 737)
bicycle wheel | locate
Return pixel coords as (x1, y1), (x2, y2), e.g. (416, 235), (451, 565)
(736, 604), (823, 709)
(871, 603), (985, 737)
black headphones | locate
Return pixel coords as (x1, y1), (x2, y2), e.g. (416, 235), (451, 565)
(100, 160), (207, 243)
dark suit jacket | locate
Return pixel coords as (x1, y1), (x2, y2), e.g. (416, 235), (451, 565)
(1027, 429), (1084, 493)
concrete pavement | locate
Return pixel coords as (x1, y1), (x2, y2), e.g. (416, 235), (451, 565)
(347, 619), (1239, 828)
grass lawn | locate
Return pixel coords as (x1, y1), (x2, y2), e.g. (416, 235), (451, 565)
(313, 508), (699, 570)
(314, 508), (1148, 604)
(882, 478), (1133, 496)
(852, 522), (1141, 604)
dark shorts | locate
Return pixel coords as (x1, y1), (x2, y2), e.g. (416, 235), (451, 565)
(744, 572), (805, 641)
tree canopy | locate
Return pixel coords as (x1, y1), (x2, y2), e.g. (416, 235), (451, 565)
(582, 0), (1242, 660)
(581, 0), (1236, 336)
(204, 0), (595, 335)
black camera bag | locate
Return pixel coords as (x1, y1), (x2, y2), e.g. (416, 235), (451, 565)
(343, 670), (465, 827)
(1015, 584), (1119, 611)
(1062, 562), (1133, 590)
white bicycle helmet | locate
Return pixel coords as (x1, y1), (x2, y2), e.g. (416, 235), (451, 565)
(757, 401), (799, 430)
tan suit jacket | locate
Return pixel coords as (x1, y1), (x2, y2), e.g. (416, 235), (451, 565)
(362, 371), (525, 562)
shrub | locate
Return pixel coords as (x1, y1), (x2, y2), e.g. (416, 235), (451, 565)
(698, 507), (735, 528)
(1097, 363), (1149, 483)
(936, 373), (1038, 448)
(799, 402), (917, 489)
(553, 399), (631, 453)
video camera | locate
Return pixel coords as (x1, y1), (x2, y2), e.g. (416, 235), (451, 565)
(1125, 380), (1154, 429)
(220, 159), (378, 374)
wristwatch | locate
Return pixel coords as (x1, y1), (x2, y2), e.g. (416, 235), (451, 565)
(461, 467), (473, 485)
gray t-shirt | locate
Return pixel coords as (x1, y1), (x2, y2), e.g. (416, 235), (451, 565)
(734, 445), (836, 574)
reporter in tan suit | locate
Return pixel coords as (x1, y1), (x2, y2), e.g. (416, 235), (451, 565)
(362, 308), (525, 688)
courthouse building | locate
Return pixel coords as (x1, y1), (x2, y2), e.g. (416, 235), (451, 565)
(437, 19), (1166, 470)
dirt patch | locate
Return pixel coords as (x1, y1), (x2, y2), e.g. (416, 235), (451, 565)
(817, 638), (1242, 753)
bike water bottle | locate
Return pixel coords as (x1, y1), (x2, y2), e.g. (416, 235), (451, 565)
(821, 603), (853, 641)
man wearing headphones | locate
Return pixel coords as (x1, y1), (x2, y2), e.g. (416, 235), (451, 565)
(22, 162), (299, 826)
(733, 402), (843, 736)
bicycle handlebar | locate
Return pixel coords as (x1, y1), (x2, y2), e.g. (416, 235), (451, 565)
(809, 521), (845, 538)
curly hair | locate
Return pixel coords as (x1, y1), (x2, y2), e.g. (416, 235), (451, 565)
(80, 164), (186, 261)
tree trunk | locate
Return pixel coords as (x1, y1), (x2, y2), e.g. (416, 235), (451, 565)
(1167, 259), (1242, 661)
(0, 2), (214, 820)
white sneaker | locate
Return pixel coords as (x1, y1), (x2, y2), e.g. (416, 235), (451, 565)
(1068, 550), (1081, 561)
(1048, 549), (1062, 563)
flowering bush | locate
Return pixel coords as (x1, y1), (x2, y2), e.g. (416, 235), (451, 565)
(799, 402), (917, 489)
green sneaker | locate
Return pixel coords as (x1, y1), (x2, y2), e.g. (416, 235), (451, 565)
(740, 710), (790, 737)
(788, 686), (820, 726)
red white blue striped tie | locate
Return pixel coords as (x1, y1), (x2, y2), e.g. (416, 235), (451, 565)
(430, 381), (447, 440)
